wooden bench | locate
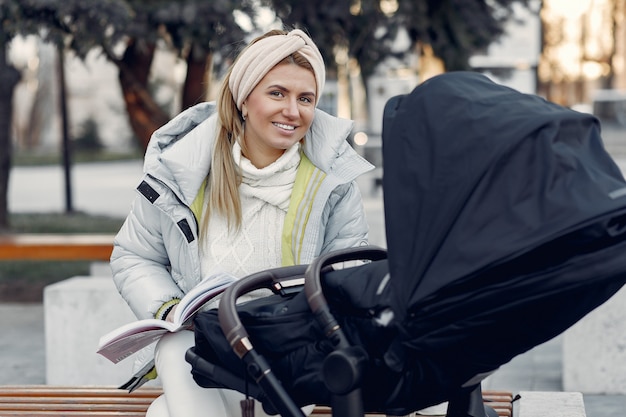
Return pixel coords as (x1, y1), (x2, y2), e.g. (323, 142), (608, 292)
(0, 386), (514, 417)
(0, 386), (161, 417)
(0, 234), (115, 261)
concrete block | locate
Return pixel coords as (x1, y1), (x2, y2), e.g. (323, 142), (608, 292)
(44, 276), (139, 385)
(89, 262), (112, 277)
(518, 391), (586, 417)
(563, 286), (626, 394)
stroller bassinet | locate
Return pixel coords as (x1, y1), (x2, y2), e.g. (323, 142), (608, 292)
(188, 72), (626, 417)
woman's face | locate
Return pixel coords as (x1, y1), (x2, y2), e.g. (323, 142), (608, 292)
(241, 62), (316, 168)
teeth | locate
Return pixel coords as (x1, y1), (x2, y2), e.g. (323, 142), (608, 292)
(274, 122), (295, 130)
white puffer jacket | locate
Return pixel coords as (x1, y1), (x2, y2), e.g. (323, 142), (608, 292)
(110, 102), (374, 320)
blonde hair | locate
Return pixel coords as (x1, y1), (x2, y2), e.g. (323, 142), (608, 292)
(202, 30), (316, 234)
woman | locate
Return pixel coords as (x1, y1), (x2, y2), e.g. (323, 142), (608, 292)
(110, 28), (373, 416)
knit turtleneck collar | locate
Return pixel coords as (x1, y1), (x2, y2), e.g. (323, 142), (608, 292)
(232, 142), (301, 211)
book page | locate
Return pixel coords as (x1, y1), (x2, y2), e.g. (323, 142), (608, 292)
(97, 319), (179, 363)
(97, 272), (236, 364)
(173, 272), (236, 324)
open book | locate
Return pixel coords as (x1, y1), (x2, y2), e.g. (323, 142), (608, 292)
(97, 272), (236, 364)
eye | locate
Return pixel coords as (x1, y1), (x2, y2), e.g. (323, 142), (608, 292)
(269, 90), (284, 98)
(299, 96), (314, 104)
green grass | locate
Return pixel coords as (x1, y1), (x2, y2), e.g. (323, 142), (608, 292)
(1, 212), (124, 285)
(9, 212), (124, 233)
(13, 149), (143, 167)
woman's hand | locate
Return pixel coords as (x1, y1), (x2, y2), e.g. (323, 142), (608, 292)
(165, 305), (178, 323)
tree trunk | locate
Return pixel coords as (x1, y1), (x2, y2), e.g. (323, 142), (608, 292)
(182, 44), (213, 110)
(417, 42), (445, 82)
(57, 45), (73, 214)
(334, 45), (352, 120)
(0, 37), (22, 232)
(117, 39), (170, 150)
(348, 57), (368, 132)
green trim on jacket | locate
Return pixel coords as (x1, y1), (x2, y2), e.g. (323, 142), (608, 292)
(282, 153), (325, 266)
(190, 180), (206, 223)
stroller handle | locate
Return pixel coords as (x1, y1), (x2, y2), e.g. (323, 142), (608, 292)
(218, 264), (308, 357)
(304, 246), (387, 347)
(304, 246), (387, 417)
(216, 265), (310, 417)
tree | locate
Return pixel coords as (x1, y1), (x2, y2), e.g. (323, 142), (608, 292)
(41, 0), (256, 149)
(0, 1), (62, 231)
(263, 0), (397, 80)
(0, 0), (135, 230)
(0, 0), (256, 230)
(261, 0), (398, 121)
(396, 0), (532, 74)
(0, 18), (21, 231)
(261, 0), (531, 119)
(107, 0), (256, 149)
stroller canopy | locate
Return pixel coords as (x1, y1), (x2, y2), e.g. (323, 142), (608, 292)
(382, 71), (626, 322)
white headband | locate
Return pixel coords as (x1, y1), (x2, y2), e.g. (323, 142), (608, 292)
(229, 29), (326, 110)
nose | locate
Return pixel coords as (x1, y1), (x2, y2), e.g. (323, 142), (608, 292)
(282, 98), (299, 118)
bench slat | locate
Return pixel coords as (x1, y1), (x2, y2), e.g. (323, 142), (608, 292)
(0, 398), (152, 406)
(0, 234), (114, 261)
(0, 386), (161, 398)
(0, 387), (158, 417)
(0, 404), (151, 412)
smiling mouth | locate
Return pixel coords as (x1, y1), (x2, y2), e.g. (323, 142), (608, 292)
(274, 122), (296, 131)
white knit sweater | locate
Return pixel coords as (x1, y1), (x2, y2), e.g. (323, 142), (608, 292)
(199, 142), (301, 279)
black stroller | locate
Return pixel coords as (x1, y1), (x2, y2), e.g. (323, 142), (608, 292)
(187, 72), (626, 417)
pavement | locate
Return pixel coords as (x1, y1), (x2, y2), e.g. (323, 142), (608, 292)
(3, 121), (626, 416)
